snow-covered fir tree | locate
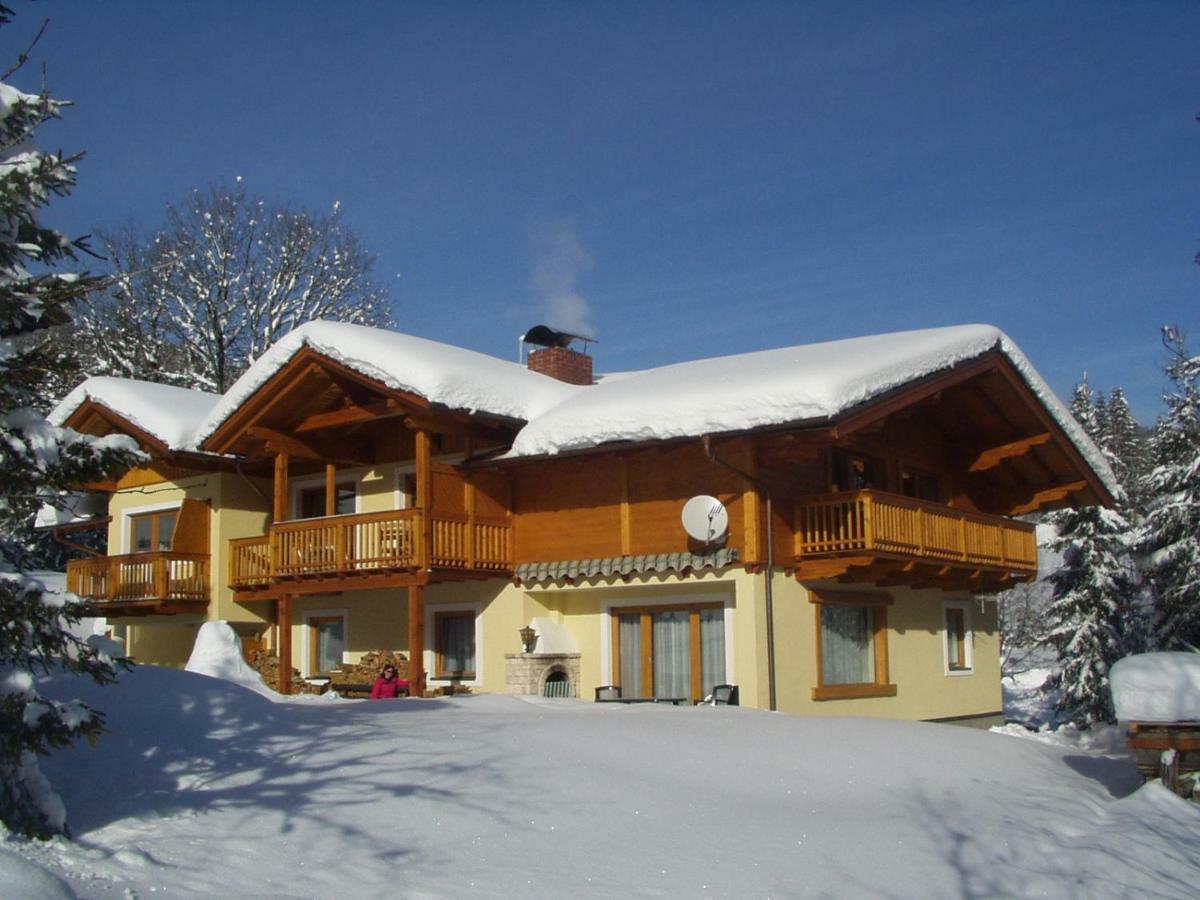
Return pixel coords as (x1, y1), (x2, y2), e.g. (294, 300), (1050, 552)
(0, 10), (140, 838)
(75, 182), (394, 392)
(1042, 505), (1137, 726)
(1140, 327), (1200, 649)
(1103, 387), (1152, 517)
(1030, 372), (1146, 722)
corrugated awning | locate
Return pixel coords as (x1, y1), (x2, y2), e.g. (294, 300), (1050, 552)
(515, 548), (739, 585)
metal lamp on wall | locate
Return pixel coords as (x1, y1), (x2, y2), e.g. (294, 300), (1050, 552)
(519, 625), (537, 654)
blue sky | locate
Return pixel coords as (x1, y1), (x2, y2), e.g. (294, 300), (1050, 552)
(18, 1), (1200, 422)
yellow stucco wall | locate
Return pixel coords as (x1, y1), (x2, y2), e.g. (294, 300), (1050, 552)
(770, 578), (1002, 720)
(103, 470), (273, 663)
(122, 620), (202, 668)
(289, 588), (409, 676)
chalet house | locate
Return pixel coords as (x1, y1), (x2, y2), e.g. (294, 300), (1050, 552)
(47, 321), (1115, 724)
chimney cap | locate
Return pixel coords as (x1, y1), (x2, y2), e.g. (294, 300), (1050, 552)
(521, 324), (597, 349)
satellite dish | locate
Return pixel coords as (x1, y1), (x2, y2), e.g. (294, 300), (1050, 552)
(681, 495), (729, 544)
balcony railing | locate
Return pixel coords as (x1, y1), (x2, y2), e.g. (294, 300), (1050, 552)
(230, 508), (513, 588)
(794, 490), (1037, 573)
(67, 552), (210, 605)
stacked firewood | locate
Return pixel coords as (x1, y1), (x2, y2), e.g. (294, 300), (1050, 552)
(245, 650), (324, 695)
(328, 650), (409, 688)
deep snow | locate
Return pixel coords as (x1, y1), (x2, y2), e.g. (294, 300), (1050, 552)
(3, 658), (1198, 898)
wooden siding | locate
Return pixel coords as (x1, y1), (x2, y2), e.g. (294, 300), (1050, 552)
(512, 443), (747, 562)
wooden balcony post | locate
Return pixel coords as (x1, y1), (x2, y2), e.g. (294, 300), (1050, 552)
(107, 556), (119, 601)
(273, 452), (290, 523)
(464, 477), (477, 569)
(325, 462), (337, 517)
(153, 555), (169, 599)
(408, 583), (426, 696)
(415, 428), (433, 569)
(959, 516), (969, 561)
(277, 594), (294, 695)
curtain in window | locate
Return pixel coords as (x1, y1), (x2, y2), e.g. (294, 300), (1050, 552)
(700, 609), (726, 698)
(653, 611), (690, 699)
(316, 619), (344, 673)
(442, 617), (475, 675)
(618, 614), (643, 698)
(821, 604), (874, 685)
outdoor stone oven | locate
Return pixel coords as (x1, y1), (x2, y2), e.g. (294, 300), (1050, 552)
(505, 652), (581, 698)
(504, 617), (581, 698)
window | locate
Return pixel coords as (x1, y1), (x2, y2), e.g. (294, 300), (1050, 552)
(297, 481), (356, 519)
(435, 611), (476, 679)
(308, 615), (346, 675)
(944, 602), (973, 673)
(900, 467), (941, 502)
(811, 591), (896, 700)
(397, 471), (417, 509)
(831, 449), (887, 492)
(611, 603), (726, 703)
(129, 509), (176, 553)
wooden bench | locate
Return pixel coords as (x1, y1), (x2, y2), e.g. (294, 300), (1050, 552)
(1127, 721), (1200, 796)
(330, 681), (410, 699)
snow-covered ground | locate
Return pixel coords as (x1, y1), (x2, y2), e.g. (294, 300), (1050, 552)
(4, 647), (1199, 898)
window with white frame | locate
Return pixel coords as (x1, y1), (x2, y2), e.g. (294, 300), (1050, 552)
(306, 612), (347, 676)
(944, 601), (973, 674)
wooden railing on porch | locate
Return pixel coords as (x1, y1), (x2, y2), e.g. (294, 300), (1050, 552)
(229, 508), (513, 587)
(794, 490), (1037, 572)
(67, 552), (210, 604)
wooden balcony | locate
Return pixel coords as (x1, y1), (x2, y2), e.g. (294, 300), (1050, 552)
(66, 552), (210, 615)
(794, 490), (1036, 589)
(229, 508), (513, 590)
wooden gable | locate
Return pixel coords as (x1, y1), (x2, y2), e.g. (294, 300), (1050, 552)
(62, 400), (171, 455)
(823, 349), (1114, 515)
(200, 346), (521, 464)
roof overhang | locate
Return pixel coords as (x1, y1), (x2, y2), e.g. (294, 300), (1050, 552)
(201, 345), (523, 459)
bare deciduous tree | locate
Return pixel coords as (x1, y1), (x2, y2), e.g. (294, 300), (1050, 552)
(77, 183), (393, 392)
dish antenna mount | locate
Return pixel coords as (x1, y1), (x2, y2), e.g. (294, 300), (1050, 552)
(681, 495), (729, 545)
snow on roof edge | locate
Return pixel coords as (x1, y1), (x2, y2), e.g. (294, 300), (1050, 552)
(995, 334), (1119, 500)
(49, 376), (222, 453)
(194, 320), (579, 448)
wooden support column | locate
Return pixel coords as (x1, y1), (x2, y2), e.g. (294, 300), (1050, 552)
(273, 452), (290, 523)
(325, 462), (337, 516)
(619, 456), (632, 556)
(415, 428), (433, 568)
(277, 594), (294, 695)
(408, 583), (426, 697)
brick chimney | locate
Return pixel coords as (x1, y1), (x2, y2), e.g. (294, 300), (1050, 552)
(527, 346), (594, 385)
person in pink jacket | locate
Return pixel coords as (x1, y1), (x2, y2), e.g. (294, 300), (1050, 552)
(370, 663), (408, 699)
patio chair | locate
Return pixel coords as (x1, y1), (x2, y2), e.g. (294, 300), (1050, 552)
(711, 684), (739, 706)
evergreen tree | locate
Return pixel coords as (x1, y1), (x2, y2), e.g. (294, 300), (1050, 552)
(1140, 327), (1200, 649)
(1042, 505), (1137, 726)
(0, 10), (139, 837)
(1068, 375), (1101, 442)
(1104, 388), (1152, 517)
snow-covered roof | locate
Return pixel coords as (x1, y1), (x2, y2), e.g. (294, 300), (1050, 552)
(56, 321), (1116, 498)
(195, 320), (580, 446)
(50, 376), (222, 452)
(1111, 652), (1200, 722)
(33, 492), (108, 530)
(508, 324), (1118, 496)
